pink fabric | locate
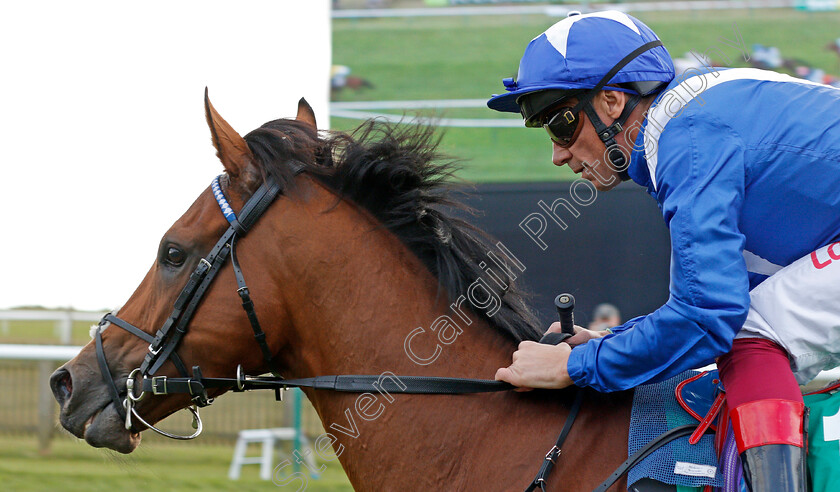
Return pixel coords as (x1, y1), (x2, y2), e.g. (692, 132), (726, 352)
(717, 338), (803, 409)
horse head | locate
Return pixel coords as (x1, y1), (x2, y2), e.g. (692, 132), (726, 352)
(49, 91), (322, 453)
(46, 92), (616, 492)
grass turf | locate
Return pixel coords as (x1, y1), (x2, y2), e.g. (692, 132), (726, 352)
(0, 434), (353, 492)
(332, 9), (840, 182)
(0, 319), (99, 346)
(5, 11), (840, 490)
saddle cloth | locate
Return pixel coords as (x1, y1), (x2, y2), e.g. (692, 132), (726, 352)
(629, 370), (723, 489)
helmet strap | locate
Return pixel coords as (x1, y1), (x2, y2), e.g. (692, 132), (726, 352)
(567, 40), (663, 181)
(570, 40), (664, 113)
(581, 94), (641, 180)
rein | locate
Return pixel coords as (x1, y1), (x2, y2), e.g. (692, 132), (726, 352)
(93, 167), (683, 491)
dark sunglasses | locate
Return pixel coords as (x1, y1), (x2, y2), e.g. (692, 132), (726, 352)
(543, 107), (584, 148)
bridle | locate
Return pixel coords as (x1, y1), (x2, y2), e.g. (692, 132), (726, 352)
(93, 165), (522, 436)
(91, 165), (701, 491)
(93, 167), (299, 439)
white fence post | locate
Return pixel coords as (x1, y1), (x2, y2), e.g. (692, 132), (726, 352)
(58, 311), (73, 345)
(38, 360), (56, 454)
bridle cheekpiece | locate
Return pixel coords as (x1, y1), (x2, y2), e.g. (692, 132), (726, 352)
(94, 168), (299, 439)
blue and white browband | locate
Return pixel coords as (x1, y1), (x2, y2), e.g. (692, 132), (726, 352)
(211, 175), (237, 225)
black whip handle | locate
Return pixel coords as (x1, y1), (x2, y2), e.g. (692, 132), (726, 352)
(554, 293), (575, 335)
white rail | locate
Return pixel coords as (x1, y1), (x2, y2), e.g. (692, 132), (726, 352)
(0, 344), (84, 361)
(0, 309), (105, 344)
(332, 0), (795, 19)
(0, 309), (105, 321)
(330, 99), (523, 127)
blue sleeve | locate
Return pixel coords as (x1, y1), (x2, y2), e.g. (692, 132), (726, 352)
(607, 315), (646, 334)
(567, 112), (751, 392)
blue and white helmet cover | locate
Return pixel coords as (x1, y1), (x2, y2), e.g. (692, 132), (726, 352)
(487, 10), (675, 113)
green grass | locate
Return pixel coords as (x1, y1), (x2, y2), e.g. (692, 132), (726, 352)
(0, 319), (98, 345)
(332, 9), (840, 182)
(0, 359), (349, 490)
(333, 116), (577, 182)
(643, 9), (840, 71)
(0, 434), (353, 492)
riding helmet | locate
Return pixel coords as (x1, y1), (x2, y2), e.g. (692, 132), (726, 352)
(487, 10), (675, 119)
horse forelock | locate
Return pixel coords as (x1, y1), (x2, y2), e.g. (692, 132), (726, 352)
(242, 118), (542, 344)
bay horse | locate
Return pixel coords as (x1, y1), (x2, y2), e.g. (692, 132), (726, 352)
(49, 93), (633, 491)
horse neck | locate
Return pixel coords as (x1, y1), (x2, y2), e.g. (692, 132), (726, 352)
(261, 180), (586, 489)
(268, 178), (517, 380)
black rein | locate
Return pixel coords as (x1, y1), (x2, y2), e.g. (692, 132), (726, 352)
(92, 166), (690, 491)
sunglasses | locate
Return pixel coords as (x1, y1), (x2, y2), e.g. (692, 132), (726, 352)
(523, 103), (585, 148)
(543, 107), (584, 148)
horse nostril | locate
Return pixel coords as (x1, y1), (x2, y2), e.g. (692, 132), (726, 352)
(49, 368), (73, 407)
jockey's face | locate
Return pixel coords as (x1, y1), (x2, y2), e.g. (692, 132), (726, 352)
(549, 92), (633, 192)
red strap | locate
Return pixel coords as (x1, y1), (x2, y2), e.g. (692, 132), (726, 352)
(689, 392), (726, 444)
(675, 371), (711, 424)
(730, 399), (804, 450)
(714, 400), (730, 456)
(805, 380), (840, 396)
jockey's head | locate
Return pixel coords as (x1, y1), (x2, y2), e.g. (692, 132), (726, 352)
(487, 11), (675, 189)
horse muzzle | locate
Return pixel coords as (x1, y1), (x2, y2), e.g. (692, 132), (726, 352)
(50, 362), (142, 453)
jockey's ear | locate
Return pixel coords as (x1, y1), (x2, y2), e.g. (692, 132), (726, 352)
(204, 88), (260, 192)
(296, 97), (317, 130)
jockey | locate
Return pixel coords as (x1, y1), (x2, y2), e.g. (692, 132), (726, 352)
(490, 10), (840, 492)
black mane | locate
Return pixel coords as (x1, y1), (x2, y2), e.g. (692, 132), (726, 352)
(243, 119), (542, 343)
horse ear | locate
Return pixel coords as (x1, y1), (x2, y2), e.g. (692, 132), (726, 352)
(296, 97), (317, 130)
(204, 88), (257, 181)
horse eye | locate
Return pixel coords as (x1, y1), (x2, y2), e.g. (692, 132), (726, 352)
(164, 246), (186, 266)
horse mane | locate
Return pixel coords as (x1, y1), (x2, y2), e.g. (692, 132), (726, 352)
(243, 118), (543, 343)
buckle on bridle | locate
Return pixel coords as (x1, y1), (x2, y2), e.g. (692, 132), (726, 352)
(235, 364), (246, 391)
(545, 445), (561, 463)
(188, 366), (214, 407)
(151, 376), (168, 395)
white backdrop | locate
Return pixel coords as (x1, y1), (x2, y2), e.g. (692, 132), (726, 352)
(0, 1), (331, 310)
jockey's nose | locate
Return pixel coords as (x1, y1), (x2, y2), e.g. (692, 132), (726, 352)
(552, 141), (572, 167)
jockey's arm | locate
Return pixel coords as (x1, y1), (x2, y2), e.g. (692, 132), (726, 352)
(565, 114), (752, 392)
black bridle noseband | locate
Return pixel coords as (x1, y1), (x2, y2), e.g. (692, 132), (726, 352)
(94, 168), (296, 438)
(92, 167), (694, 491)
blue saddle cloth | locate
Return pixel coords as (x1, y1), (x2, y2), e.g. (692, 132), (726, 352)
(629, 370), (723, 489)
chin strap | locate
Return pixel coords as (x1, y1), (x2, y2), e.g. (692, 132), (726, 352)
(581, 94), (641, 181)
(567, 39), (664, 182)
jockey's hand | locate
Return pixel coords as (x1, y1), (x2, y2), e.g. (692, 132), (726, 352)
(544, 322), (609, 347)
(494, 341), (573, 391)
